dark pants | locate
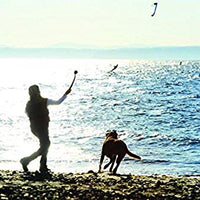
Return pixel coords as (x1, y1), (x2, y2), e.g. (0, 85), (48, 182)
(26, 125), (51, 171)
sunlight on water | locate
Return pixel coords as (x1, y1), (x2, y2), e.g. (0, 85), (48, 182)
(0, 58), (199, 175)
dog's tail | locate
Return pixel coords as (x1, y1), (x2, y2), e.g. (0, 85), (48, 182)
(126, 149), (141, 160)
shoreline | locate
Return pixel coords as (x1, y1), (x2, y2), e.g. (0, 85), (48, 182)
(0, 170), (199, 199)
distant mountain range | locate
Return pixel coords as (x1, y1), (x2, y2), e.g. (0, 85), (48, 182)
(0, 46), (199, 60)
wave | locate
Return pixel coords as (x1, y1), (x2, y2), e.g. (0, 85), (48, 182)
(140, 159), (170, 164)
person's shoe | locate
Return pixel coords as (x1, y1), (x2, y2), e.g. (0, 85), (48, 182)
(20, 158), (29, 172)
(39, 165), (50, 173)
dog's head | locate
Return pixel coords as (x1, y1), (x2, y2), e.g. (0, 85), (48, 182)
(106, 130), (118, 139)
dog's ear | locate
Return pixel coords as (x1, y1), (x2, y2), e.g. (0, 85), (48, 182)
(106, 130), (111, 137)
(113, 132), (118, 138)
(112, 130), (118, 138)
(106, 132), (110, 138)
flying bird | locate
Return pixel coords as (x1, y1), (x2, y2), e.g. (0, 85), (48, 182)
(110, 64), (118, 72)
(151, 2), (158, 17)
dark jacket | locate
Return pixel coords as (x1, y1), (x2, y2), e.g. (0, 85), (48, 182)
(26, 97), (50, 133)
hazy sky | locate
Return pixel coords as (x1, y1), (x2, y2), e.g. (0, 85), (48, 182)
(0, 0), (200, 48)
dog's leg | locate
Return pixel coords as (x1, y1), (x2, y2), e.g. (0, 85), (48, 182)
(113, 154), (125, 174)
(98, 153), (105, 173)
(104, 160), (111, 169)
(104, 155), (116, 170)
(104, 157), (112, 170)
(109, 155), (116, 172)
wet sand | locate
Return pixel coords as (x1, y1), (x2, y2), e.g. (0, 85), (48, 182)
(0, 170), (199, 199)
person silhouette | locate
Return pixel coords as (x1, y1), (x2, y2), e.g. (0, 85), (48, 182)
(20, 85), (71, 173)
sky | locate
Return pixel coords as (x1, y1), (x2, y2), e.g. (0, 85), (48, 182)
(0, 0), (200, 48)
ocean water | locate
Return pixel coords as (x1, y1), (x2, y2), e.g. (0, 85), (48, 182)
(0, 58), (199, 176)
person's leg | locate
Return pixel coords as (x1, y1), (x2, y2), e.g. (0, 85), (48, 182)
(20, 128), (41, 172)
(20, 143), (42, 172)
(39, 130), (51, 172)
(20, 128), (49, 172)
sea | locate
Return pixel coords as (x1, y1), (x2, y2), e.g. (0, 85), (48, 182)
(0, 58), (199, 176)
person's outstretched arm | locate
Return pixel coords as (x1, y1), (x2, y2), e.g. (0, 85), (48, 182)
(47, 88), (71, 106)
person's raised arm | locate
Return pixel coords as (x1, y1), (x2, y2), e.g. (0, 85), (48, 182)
(47, 70), (77, 106)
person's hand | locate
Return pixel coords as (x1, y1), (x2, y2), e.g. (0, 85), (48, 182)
(65, 88), (71, 95)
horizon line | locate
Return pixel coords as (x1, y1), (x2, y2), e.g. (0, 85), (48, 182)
(0, 45), (200, 50)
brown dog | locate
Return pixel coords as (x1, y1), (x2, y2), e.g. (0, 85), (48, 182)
(98, 130), (141, 174)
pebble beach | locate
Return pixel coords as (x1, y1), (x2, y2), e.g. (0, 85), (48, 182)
(0, 170), (199, 200)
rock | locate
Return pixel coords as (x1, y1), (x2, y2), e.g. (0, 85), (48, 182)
(0, 194), (8, 200)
